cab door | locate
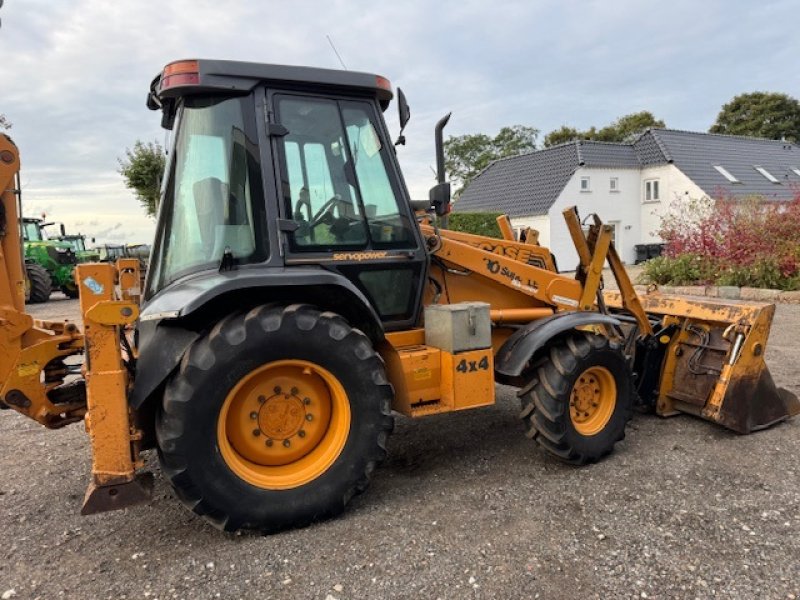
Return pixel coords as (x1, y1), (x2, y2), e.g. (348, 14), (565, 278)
(269, 91), (428, 331)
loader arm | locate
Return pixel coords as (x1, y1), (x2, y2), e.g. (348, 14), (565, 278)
(418, 206), (797, 433)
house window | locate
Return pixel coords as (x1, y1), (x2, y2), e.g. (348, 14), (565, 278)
(754, 166), (780, 183)
(644, 179), (660, 202)
(714, 165), (740, 183)
(610, 177), (619, 192)
(580, 176), (591, 192)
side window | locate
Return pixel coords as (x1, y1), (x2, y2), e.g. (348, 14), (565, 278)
(275, 96), (367, 249)
(341, 103), (413, 247)
(274, 95), (416, 252)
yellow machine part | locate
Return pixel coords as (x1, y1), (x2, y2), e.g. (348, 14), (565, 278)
(605, 290), (800, 433)
(382, 329), (495, 417)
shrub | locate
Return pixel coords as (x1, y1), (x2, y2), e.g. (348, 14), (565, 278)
(447, 212), (503, 238)
(642, 192), (800, 290)
(640, 254), (718, 286)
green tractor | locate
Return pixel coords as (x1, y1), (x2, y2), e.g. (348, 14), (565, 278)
(56, 232), (101, 263)
(21, 217), (79, 302)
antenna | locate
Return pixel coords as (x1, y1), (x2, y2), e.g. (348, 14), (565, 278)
(326, 34), (348, 70)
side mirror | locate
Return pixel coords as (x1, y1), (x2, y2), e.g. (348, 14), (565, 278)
(409, 199), (432, 211)
(394, 88), (411, 146)
(398, 88), (410, 130)
(429, 182), (451, 217)
(91, 237), (96, 244)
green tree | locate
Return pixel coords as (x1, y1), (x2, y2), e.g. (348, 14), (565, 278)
(595, 111), (665, 142)
(118, 140), (166, 218)
(543, 111), (665, 147)
(0, 114), (11, 130)
(444, 125), (538, 197)
(543, 125), (581, 148)
(710, 92), (800, 142)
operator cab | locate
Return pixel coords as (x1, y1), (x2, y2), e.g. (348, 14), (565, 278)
(146, 59), (428, 331)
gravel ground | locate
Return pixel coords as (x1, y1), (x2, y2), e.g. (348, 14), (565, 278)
(1, 296), (799, 599)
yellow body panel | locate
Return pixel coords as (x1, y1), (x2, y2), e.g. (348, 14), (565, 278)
(382, 332), (495, 418)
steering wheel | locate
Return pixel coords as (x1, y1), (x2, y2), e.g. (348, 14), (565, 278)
(310, 195), (349, 228)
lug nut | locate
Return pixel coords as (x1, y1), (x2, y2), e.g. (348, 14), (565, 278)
(304, 397), (311, 405)
(266, 439), (273, 447)
(249, 411), (258, 420)
(283, 439), (291, 448)
(291, 387), (299, 395)
(252, 429), (261, 437)
(298, 430), (306, 438)
(258, 395), (266, 404)
(305, 414), (313, 422)
(274, 386), (282, 394)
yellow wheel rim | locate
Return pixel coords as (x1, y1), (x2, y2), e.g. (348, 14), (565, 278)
(217, 360), (351, 490)
(569, 366), (617, 436)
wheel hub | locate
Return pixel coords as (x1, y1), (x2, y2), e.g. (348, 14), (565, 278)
(222, 363), (334, 468)
(259, 392), (306, 440)
(569, 366), (617, 436)
(571, 373), (602, 421)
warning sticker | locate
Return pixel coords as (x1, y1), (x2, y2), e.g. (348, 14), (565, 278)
(413, 368), (432, 381)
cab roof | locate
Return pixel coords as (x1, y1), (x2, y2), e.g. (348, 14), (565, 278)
(147, 59), (394, 120)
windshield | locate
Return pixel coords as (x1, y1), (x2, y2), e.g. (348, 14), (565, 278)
(146, 95), (266, 296)
(63, 238), (85, 252)
(22, 221), (42, 242)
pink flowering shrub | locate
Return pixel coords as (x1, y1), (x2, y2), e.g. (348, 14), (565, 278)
(641, 192), (800, 290)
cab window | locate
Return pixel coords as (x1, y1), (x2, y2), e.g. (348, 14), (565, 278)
(274, 95), (414, 251)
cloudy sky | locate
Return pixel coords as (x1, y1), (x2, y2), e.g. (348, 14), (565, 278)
(1, 0), (798, 244)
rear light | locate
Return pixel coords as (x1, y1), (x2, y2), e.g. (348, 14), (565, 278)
(375, 75), (392, 92)
(161, 60), (200, 90)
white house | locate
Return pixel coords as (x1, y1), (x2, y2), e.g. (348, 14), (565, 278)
(454, 129), (800, 269)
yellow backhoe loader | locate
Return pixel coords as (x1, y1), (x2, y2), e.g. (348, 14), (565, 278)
(1, 59), (797, 533)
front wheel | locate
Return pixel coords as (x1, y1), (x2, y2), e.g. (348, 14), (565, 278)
(25, 263), (52, 304)
(156, 304), (394, 533)
(518, 332), (633, 465)
(61, 283), (80, 299)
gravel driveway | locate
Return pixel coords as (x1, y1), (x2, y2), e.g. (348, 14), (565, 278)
(1, 297), (798, 599)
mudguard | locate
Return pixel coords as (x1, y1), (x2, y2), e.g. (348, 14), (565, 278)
(495, 312), (621, 379)
(129, 268), (384, 409)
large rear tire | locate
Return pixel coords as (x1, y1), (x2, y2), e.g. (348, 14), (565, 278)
(26, 263), (51, 303)
(156, 304), (394, 533)
(518, 332), (633, 465)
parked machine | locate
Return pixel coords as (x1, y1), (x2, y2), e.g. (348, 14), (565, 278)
(55, 231), (101, 263)
(21, 216), (79, 301)
(0, 60), (797, 533)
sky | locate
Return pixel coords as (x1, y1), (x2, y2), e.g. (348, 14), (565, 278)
(1, 0), (798, 244)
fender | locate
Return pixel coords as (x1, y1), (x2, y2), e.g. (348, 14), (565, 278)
(129, 267), (384, 409)
(494, 312), (621, 379)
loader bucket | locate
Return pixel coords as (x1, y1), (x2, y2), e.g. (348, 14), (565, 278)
(604, 291), (800, 434)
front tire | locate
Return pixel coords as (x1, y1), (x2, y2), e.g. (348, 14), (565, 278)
(61, 282), (80, 299)
(518, 332), (633, 465)
(25, 263), (51, 303)
(156, 304), (394, 533)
